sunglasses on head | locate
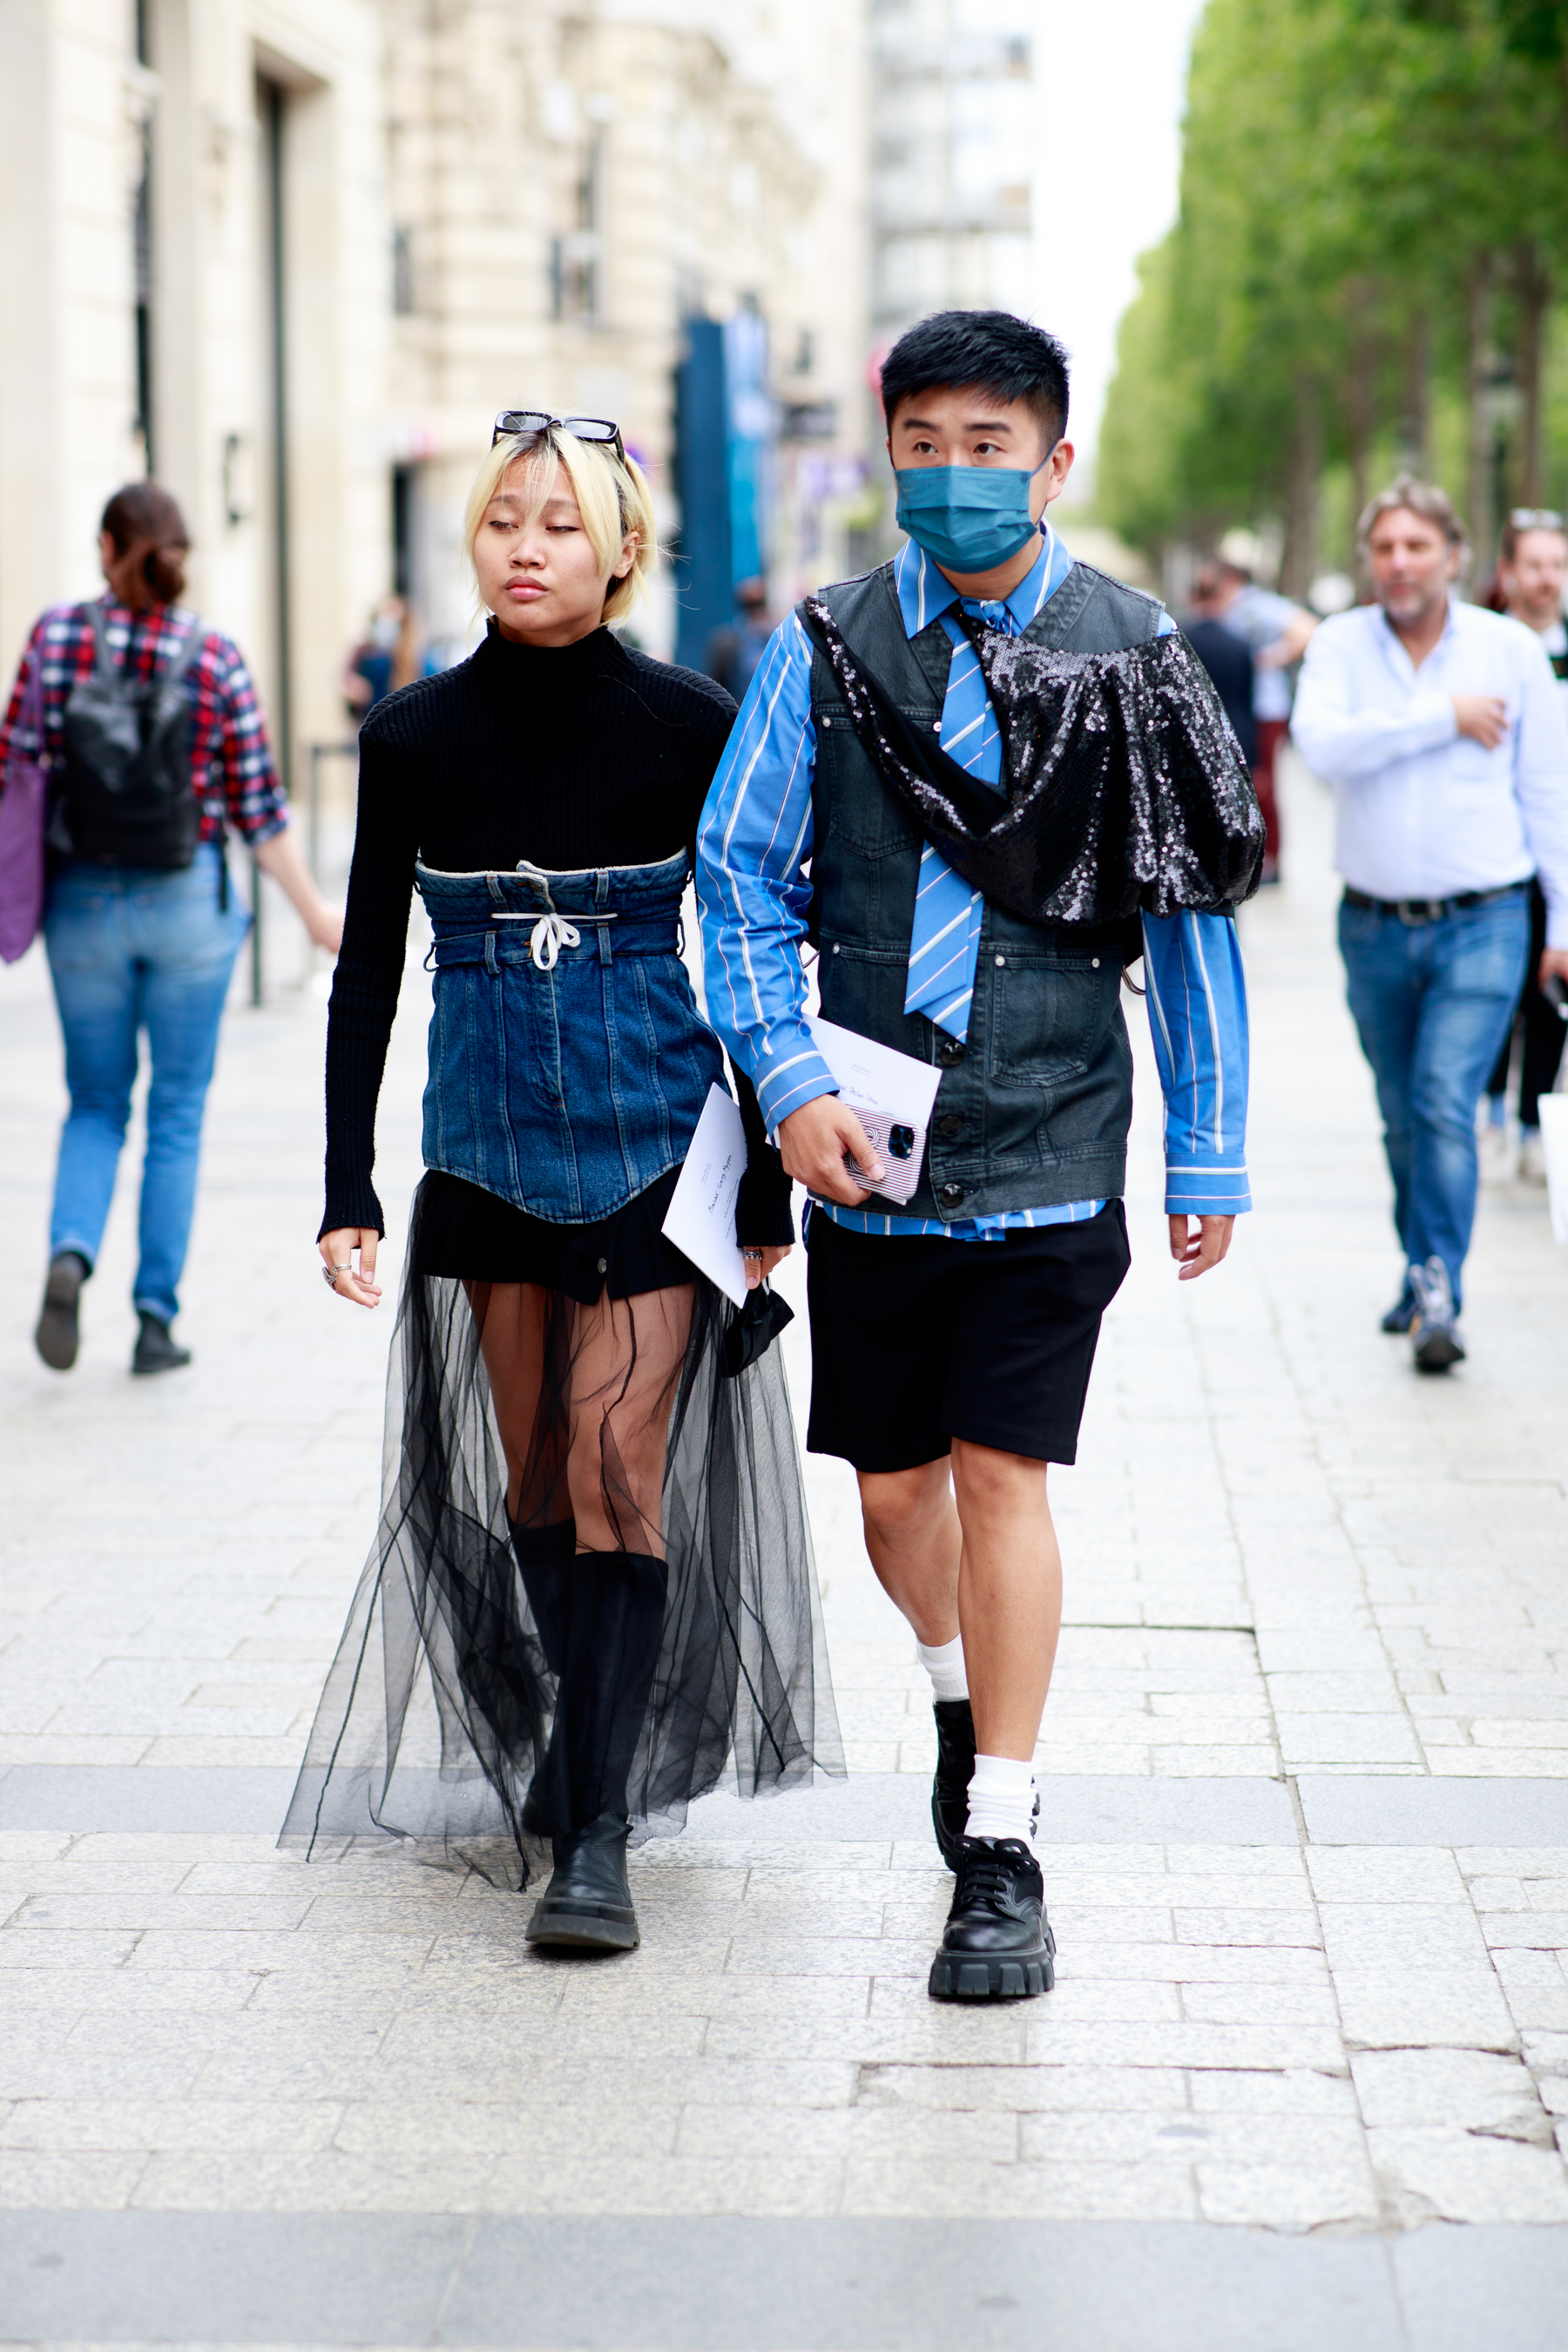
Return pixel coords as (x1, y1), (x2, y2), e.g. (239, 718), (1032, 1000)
(492, 410), (625, 463)
(1510, 508), (1566, 534)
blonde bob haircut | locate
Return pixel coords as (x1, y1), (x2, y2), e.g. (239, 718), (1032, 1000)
(464, 427), (658, 626)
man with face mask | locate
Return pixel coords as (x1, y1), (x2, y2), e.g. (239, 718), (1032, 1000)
(696, 310), (1260, 2005)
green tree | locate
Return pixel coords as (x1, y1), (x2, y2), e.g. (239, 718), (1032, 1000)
(1098, 0), (1568, 582)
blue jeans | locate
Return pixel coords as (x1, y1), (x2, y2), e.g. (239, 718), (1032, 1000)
(44, 847), (248, 1324)
(1339, 889), (1531, 1310)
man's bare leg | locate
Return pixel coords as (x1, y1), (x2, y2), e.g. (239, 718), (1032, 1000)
(856, 1443), (1060, 1752)
(856, 1459), (961, 1647)
(950, 1438), (1060, 1760)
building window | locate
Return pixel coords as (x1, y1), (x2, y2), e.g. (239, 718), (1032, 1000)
(551, 130), (604, 321)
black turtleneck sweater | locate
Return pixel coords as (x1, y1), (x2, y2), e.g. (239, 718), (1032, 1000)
(321, 624), (784, 1241)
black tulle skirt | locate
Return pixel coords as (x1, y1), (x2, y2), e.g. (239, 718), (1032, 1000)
(280, 1171), (842, 1879)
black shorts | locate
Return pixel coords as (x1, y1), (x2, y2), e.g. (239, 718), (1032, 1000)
(805, 1202), (1130, 1472)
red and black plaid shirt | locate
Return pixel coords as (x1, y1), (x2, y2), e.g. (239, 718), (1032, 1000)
(0, 597), (287, 845)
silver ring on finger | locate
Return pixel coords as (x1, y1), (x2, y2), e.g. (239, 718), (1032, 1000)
(323, 1262), (351, 1288)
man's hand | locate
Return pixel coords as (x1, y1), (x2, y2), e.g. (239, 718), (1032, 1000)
(1453, 693), (1509, 750)
(778, 1096), (885, 1205)
(1540, 946), (1568, 993)
(740, 1243), (793, 1293)
(1169, 1213), (1234, 1281)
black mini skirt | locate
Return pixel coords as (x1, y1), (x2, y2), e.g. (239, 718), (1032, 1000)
(409, 1166), (690, 1302)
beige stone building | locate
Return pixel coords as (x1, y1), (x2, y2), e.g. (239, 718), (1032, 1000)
(1, 0), (871, 790)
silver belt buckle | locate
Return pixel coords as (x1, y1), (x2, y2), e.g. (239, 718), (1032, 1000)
(1396, 898), (1437, 926)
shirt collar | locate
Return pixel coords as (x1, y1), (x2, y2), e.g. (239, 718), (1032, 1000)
(894, 522), (1065, 641)
(1373, 591), (1459, 673)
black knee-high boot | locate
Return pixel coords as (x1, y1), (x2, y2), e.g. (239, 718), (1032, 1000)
(509, 1515), (577, 1834)
(525, 1548), (668, 1952)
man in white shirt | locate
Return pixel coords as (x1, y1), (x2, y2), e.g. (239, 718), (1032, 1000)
(1481, 510), (1568, 1181)
(1293, 476), (1568, 1370)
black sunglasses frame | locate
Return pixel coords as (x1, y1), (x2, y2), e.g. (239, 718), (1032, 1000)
(491, 410), (626, 463)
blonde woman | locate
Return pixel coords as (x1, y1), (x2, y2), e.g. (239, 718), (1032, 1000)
(286, 415), (840, 1949)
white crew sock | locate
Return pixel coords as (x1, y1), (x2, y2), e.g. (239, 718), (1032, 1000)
(964, 1753), (1037, 1847)
(916, 1634), (969, 1703)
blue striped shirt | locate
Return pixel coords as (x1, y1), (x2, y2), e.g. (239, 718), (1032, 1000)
(695, 531), (1252, 1231)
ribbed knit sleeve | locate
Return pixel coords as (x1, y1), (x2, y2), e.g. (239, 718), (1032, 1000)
(319, 727), (420, 1240)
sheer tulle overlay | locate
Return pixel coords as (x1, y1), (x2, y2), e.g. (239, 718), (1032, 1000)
(281, 1179), (843, 1879)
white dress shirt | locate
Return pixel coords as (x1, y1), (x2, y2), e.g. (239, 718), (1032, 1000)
(1292, 595), (1568, 945)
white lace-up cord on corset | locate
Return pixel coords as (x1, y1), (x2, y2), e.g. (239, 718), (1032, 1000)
(529, 913), (581, 971)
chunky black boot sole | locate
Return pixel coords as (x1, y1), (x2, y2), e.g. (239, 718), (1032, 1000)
(525, 1898), (639, 1952)
(929, 1947), (1054, 2000)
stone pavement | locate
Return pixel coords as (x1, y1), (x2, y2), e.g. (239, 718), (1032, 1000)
(2, 756), (1568, 2350)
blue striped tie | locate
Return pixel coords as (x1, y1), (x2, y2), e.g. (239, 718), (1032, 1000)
(902, 617), (1008, 1042)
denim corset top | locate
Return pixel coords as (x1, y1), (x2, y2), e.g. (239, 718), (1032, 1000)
(416, 851), (724, 1224)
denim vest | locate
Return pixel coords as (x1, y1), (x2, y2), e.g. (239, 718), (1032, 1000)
(806, 558), (1164, 1221)
(416, 853), (724, 1223)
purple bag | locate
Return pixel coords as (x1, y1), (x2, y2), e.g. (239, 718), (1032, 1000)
(0, 638), (49, 963)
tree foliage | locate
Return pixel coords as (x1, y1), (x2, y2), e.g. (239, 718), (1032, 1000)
(1098, 0), (1568, 580)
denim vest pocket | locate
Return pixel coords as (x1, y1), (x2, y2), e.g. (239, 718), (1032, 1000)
(987, 951), (1124, 1089)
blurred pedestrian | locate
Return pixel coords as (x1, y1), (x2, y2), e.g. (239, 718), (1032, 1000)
(289, 413), (837, 1947)
(0, 480), (342, 1376)
(1202, 535), (1317, 883)
(703, 577), (771, 701)
(1293, 476), (1568, 1371)
(1480, 510), (1568, 1184)
(342, 595), (422, 720)
(1184, 564), (1258, 767)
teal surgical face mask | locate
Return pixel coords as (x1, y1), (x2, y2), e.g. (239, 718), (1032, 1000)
(894, 445), (1058, 576)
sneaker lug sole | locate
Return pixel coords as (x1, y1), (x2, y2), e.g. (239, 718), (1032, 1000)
(928, 1949), (1054, 2001)
(1413, 1333), (1463, 1372)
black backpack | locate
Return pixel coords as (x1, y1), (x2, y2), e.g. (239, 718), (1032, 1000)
(59, 602), (205, 869)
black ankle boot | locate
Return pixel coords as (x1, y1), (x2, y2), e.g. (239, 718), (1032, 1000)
(930, 1700), (1040, 1869)
(524, 1814), (639, 1950)
(929, 1837), (1055, 2002)
(132, 1312), (191, 1375)
(510, 1517), (576, 1835)
(931, 1699), (976, 1870)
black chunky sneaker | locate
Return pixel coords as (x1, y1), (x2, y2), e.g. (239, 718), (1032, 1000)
(929, 1836), (1054, 2001)
(931, 1699), (977, 1870)
(525, 1813), (639, 1951)
(35, 1253), (89, 1372)
(132, 1313), (192, 1375)
(930, 1703), (1041, 1871)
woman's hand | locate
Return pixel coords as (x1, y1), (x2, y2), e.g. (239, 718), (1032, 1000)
(740, 1242), (793, 1294)
(320, 1227), (382, 1308)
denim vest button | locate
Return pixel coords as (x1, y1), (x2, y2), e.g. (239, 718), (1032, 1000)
(937, 1182), (965, 1209)
(995, 954), (1006, 966)
(937, 1038), (964, 1066)
(937, 1113), (963, 1139)
(1092, 956), (1100, 968)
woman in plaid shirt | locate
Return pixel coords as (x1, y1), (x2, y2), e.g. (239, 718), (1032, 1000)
(0, 482), (341, 1375)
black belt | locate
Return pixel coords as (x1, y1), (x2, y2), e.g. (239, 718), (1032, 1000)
(1342, 882), (1527, 926)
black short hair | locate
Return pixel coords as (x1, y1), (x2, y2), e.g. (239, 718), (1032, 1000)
(881, 310), (1070, 448)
